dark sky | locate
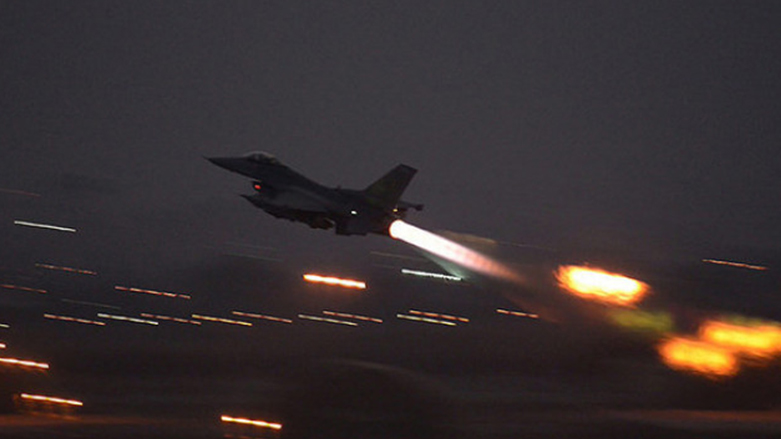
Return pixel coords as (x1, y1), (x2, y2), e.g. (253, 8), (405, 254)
(2, 1), (780, 266)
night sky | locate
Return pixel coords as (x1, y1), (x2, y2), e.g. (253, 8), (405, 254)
(2, 1), (780, 266)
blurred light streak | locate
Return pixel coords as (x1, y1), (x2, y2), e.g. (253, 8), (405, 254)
(401, 268), (462, 282)
(1, 284), (47, 294)
(322, 310), (383, 323)
(396, 313), (456, 327)
(388, 220), (521, 282)
(0, 343), (5, 349)
(115, 285), (191, 300)
(702, 259), (768, 271)
(141, 313), (202, 326)
(97, 313), (158, 326)
(36, 263), (96, 276)
(221, 415), (282, 430)
(409, 309), (469, 323)
(699, 320), (781, 360)
(61, 298), (121, 310)
(298, 314), (358, 327)
(0, 323), (8, 329)
(0, 357), (49, 370)
(20, 393), (82, 407)
(13, 220), (76, 233)
(496, 308), (539, 319)
(192, 314), (252, 327)
(657, 337), (739, 378)
(232, 311), (293, 324)
(555, 265), (648, 306)
(609, 309), (674, 335)
(44, 313), (106, 326)
(303, 274), (366, 289)
(0, 188), (40, 197)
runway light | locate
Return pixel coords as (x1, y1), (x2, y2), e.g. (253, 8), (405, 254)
(303, 274), (366, 289)
(555, 265), (649, 306)
(232, 311), (293, 324)
(141, 313), (202, 326)
(192, 314), (252, 327)
(322, 310), (383, 323)
(388, 220), (520, 282)
(298, 314), (358, 327)
(409, 309), (469, 323)
(657, 337), (739, 379)
(0, 343), (5, 349)
(702, 259), (768, 271)
(44, 313), (106, 326)
(115, 285), (191, 300)
(1, 284), (47, 294)
(221, 415), (282, 430)
(698, 320), (781, 361)
(0, 357), (49, 370)
(20, 393), (83, 407)
(36, 263), (96, 276)
(401, 268), (463, 282)
(396, 313), (456, 327)
(496, 308), (539, 319)
(97, 313), (159, 326)
(13, 220), (76, 233)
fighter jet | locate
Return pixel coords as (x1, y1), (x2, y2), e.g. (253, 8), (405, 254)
(207, 151), (423, 236)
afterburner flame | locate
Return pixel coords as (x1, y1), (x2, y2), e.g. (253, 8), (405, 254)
(657, 337), (739, 378)
(555, 265), (648, 306)
(388, 220), (520, 282)
(699, 320), (781, 361)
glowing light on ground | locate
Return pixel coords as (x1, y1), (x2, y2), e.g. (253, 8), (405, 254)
(44, 313), (106, 326)
(141, 313), (202, 326)
(302, 274), (366, 289)
(36, 263), (96, 276)
(20, 393), (83, 407)
(396, 313), (456, 327)
(699, 319), (781, 360)
(388, 220), (520, 282)
(97, 313), (159, 326)
(13, 220), (76, 233)
(298, 314), (358, 327)
(0, 357), (49, 370)
(496, 308), (539, 319)
(322, 310), (383, 323)
(115, 285), (191, 300)
(702, 259), (768, 271)
(555, 265), (649, 306)
(232, 311), (293, 324)
(409, 309), (469, 323)
(401, 268), (462, 282)
(1, 284), (47, 294)
(657, 337), (739, 379)
(221, 415), (282, 430)
(192, 314), (253, 327)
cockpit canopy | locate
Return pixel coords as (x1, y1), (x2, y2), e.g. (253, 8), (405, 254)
(243, 151), (280, 164)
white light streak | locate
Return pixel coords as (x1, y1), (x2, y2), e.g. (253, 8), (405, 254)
(303, 274), (366, 289)
(141, 313), (202, 326)
(0, 357), (49, 370)
(221, 415), (282, 430)
(298, 314), (358, 327)
(401, 268), (462, 282)
(409, 309), (469, 323)
(496, 308), (539, 319)
(44, 313), (106, 326)
(322, 310), (383, 324)
(191, 314), (252, 327)
(14, 220), (76, 233)
(396, 313), (457, 327)
(97, 313), (158, 326)
(232, 311), (293, 324)
(115, 285), (191, 300)
(702, 259), (768, 271)
(36, 263), (96, 276)
(20, 393), (83, 407)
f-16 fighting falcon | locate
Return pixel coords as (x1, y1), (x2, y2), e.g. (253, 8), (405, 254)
(207, 152), (423, 236)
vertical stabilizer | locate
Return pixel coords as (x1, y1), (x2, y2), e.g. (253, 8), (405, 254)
(363, 165), (417, 208)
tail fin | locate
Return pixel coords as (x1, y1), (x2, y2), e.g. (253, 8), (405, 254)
(363, 164), (417, 208)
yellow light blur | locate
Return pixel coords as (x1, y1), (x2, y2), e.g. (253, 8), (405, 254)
(221, 415), (282, 430)
(20, 393), (83, 407)
(0, 357), (49, 370)
(303, 274), (366, 289)
(609, 309), (674, 334)
(699, 320), (781, 360)
(0, 343), (5, 349)
(388, 220), (521, 282)
(657, 337), (739, 378)
(555, 265), (649, 306)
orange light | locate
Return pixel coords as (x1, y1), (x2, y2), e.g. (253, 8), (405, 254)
(702, 259), (767, 271)
(555, 265), (649, 306)
(20, 393), (83, 407)
(0, 357), (49, 370)
(115, 285), (191, 300)
(35, 263), (97, 276)
(192, 314), (252, 327)
(44, 313), (106, 326)
(657, 337), (739, 378)
(699, 320), (781, 360)
(140, 313), (202, 326)
(409, 309), (469, 323)
(322, 310), (383, 324)
(496, 308), (539, 319)
(1, 284), (47, 294)
(221, 415), (282, 430)
(303, 274), (366, 289)
(232, 311), (293, 324)
(388, 220), (520, 282)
